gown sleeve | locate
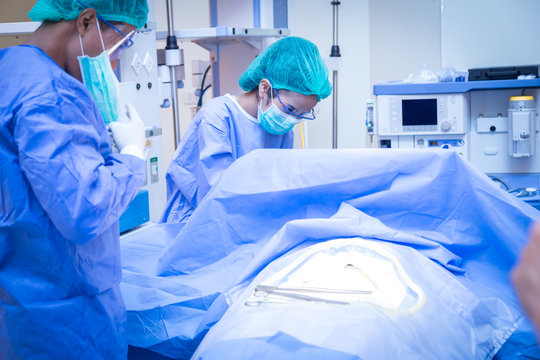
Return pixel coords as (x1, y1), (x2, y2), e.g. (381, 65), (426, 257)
(196, 117), (235, 205)
(14, 90), (146, 244)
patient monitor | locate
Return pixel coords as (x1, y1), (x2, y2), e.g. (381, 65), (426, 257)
(376, 93), (469, 157)
(377, 94), (469, 136)
(373, 80), (540, 207)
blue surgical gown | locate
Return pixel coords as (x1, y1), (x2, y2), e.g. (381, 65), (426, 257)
(0, 45), (146, 359)
(161, 94), (293, 223)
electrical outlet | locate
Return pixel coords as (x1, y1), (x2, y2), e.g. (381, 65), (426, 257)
(143, 53), (154, 74)
(131, 53), (142, 75)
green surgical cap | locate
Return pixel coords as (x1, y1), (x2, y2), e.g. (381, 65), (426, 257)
(28, 0), (149, 29)
(239, 36), (332, 101)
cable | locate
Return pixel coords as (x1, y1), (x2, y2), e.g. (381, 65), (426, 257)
(488, 175), (510, 191)
(197, 65), (212, 107)
(197, 85), (212, 107)
(199, 66), (211, 96)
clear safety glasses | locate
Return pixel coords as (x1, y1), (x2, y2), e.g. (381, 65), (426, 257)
(107, 27), (136, 61)
(272, 88), (318, 121)
(265, 72), (318, 121)
(97, 16), (137, 61)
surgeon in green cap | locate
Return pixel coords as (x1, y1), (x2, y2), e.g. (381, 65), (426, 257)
(161, 36), (332, 224)
(0, 0), (148, 358)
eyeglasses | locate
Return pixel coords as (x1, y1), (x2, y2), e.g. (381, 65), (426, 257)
(264, 72), (317, 121)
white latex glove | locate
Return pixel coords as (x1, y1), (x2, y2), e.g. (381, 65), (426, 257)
(109, 103), (145, 160)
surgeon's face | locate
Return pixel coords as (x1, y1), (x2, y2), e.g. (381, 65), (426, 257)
(68, 8), (135, 80)
(258, 79), (318, 118)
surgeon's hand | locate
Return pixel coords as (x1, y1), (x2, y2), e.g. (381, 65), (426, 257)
(512, 223), (540, 335)
(110, 103), (146, 160)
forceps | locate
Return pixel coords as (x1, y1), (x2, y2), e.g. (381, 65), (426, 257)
(244, 284), (373, 306)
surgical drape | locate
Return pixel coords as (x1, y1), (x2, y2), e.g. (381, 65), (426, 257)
(121, 149), (540, 359)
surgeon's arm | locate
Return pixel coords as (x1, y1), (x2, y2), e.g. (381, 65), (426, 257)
(14, 97), (146, 243)
(512, 223), (540, 335)
(196, 120), (234, 204)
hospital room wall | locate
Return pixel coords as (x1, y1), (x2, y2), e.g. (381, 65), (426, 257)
(369, 0), (540, 83)
(441, 0), (540, 69)
(368, 0), (441, 90)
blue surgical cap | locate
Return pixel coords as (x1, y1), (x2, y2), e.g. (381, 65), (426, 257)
(239, 36), (332, 101)
(28, 0), (149, 29)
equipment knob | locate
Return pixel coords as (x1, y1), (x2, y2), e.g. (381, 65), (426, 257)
(441, 121), (451, 132)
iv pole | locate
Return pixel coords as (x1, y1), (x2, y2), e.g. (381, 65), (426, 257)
(165, 0), (182, 148)
(330, 1), (341, 149)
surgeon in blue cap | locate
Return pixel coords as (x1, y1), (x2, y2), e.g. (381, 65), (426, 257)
(161, 36), (332, 224)
(0, 0), (148, 358)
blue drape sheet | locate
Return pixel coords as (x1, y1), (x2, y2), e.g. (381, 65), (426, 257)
(120, 149), (540, 359)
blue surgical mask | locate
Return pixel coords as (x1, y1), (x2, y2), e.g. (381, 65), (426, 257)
(258, 90), (298, 135)
(77, 20), (119, 125)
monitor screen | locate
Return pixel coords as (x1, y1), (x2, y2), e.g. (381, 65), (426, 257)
(402, 99), (437, 126)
